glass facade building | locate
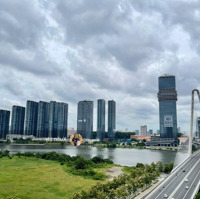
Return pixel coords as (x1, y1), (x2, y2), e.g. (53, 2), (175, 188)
(11, 106), (25, 135)
(97, 99), (105, 141)
(49, 101), (68, 138)
(24, 100), (38, 136)
(0, 110), (10, 139)
(37, 101), (50, 138)
(158, 75), (178, 140)
(196, 117), (200, 138)
(77, 100), (93, 139)
(108, 100), (116, 141)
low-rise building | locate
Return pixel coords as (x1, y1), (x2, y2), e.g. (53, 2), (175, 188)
(146, 136), (177, 147)
(6, 134), (34, 142)
(130, 135), (151, 141)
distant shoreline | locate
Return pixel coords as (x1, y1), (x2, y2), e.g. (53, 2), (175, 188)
(10, 144), (45, 146)
(4, 143), (180, 152)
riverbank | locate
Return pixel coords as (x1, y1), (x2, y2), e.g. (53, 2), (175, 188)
(10, 143), (45, 146)
(4, 142), (180, 152)
(0, 150), (174, 199)
(0, 144), (183, 166)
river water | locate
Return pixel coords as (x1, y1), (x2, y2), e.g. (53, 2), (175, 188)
(0, 144), (188, 166)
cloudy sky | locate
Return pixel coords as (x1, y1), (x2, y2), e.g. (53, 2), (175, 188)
(1, 0), (200, 133)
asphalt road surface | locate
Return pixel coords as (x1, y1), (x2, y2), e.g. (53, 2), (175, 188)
(146, 150), (200, 199)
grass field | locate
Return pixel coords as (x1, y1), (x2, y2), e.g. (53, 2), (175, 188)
(0, 157), (99, 199)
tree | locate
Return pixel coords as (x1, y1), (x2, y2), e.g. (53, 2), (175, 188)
(131, 138), (138, 142)
(195, 191), (200, 199)
(156, 161), (163, 172)
(168, 162), (174, 172)
(116, 185), (129, 199)
(91, 131), (97, 139)
(164, 163), (170, 173)
(115, 131), (135, 139)
(136, 163), (145, 168)
(177, 132), (183, 137)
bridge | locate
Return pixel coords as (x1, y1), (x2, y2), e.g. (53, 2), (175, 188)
(145, 149), (200, 199)
(144, 89), (200, 199)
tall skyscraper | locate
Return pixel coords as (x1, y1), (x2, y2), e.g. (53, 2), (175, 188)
(140, 125), (147, 136)
(108, 100), (116, 141)
(97, 99), (105, 141)
(0, 110), (10, 139)
(24, 100), (38, 136)
(158, 75), (178, 139)
(11, 105), (25, 135)
(37, 101), (49, 138)
(49, 101), (68, 138)
(77, 100), (93, 139)
(196, 117), (200, 138)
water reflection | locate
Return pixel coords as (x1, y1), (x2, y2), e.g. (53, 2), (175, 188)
(0, 144), (181, 166)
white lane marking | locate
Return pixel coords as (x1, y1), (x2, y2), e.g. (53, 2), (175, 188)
(146, 152), (200, 199)
(182, 167), (200, 199)
(168, 158), (200, 199)
(152, 154), (199, 199)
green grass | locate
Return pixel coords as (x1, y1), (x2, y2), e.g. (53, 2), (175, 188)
(0, 157), (99, 199)
(122, 166), (136, 173)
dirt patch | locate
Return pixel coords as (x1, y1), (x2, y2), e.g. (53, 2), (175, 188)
(105, 167), (124, 181)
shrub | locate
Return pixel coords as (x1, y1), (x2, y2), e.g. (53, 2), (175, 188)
(35, 152), (42, 158)
(3, 150), (10, 157)
(92, 156), (104, 164)
(74, 158), (88, 170)
(24, 152), (35, 157)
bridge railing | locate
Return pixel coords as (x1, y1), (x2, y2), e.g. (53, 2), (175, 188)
(171, 149), (200, 174)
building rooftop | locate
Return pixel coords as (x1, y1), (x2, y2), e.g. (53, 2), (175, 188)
(160, 74), (175, 78)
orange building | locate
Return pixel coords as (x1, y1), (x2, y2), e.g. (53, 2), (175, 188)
(130, 135), (151, 141)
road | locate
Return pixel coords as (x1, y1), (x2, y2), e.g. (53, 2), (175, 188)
(145, 150), (200, 199)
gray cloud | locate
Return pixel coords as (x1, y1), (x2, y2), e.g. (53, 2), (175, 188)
(0, 0), (200, 132)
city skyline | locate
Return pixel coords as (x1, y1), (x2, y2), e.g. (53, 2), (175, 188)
(0, 95), (193, 134)
(1, 1), (200, 133)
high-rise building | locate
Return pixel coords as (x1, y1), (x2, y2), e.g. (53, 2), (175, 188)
(135, 130), (139, 135)
(157, 130), (160, 135)
(37, 101), (49, 138)
(108, 100), (116, 141)
(158, 75), (178, 140)
(148, 129), (153, 136)
(49, 101), (68, 138)
(67, 127), (76, 138)
(196, 117), (200, 138)
(140, 125), (147, 136)
(0, 110), (10, 139)
(24, 100), (38, 136)
(77, 100), (93, 139)
(97, 99), (105, 141)
(11, 105), (25, 135)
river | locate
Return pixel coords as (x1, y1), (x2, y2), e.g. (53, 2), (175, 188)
(0, 144), (188, 166)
